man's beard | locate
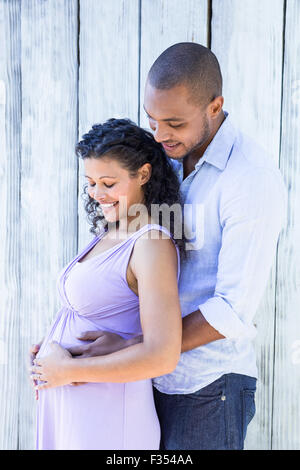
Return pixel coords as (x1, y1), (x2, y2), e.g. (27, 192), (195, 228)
(183, 118), (211, 160)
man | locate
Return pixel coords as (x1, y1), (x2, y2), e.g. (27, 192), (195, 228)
(31, 43), (287, 449)
(140, 42), (287, 450)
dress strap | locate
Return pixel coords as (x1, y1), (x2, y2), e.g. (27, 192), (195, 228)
(129, 223), (175, 240)
(120, 224), (181, 284)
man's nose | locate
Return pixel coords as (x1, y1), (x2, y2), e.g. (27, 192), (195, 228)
(153, 124), (171, 143)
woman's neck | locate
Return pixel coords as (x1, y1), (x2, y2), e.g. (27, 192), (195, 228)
(105, 215), (153, 238)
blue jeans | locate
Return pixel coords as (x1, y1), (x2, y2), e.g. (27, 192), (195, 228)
(153, 373), (257, 450)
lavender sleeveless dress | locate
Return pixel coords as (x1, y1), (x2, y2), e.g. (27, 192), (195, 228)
(35, 224), (180, 450)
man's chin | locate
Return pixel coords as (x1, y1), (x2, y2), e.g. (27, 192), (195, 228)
(164, 147), (186, 160)
(165, 149), (188, 160)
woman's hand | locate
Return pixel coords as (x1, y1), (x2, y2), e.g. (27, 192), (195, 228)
(29, 338), (44, 400)
(30, 342), (73, 391)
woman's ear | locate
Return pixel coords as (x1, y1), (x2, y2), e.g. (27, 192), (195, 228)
(138, 163), (152, 186)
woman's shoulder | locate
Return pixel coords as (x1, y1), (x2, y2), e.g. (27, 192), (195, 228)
(138, 226), (172, 239)
(132, 227), (178, 262)
(133, 224), (174, 245)
(127, 225), (180, 283)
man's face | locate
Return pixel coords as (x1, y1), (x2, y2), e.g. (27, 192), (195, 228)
(143, 81), (212, 160)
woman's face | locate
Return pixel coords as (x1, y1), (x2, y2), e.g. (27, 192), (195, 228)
(84, 156), (150, 224)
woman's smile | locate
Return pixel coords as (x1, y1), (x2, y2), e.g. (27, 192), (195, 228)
(99, 201), (119, 209)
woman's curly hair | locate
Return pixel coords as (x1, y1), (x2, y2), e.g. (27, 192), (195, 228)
(75, 118), (186, 255)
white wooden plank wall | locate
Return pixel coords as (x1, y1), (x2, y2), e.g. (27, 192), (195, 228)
(19, 0), (78, 450)
(272, 0), (300, 450)
(0, 0), (21, 451)
(140, 0), (208, 128)
(0, 0), (299, 450)
(78, 0), (140, 248)
(211, 0), (285, 450)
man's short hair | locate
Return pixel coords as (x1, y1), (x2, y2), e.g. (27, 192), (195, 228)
(148, 42), (223, 106)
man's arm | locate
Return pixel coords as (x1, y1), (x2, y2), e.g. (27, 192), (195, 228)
(188, 166), (287, 345)
(68, 311), (223, 359)
(67, 330), (143, 358)
(181, 310), (225, 352)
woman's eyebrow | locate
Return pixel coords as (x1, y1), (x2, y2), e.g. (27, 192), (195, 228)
(84, 175), (117, 179)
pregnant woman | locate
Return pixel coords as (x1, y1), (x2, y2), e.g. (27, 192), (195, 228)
(29, 118), (183, 450)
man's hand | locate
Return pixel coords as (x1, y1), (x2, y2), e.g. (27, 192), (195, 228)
(68, 330), (143, 357)
(66, 331), (143, 386)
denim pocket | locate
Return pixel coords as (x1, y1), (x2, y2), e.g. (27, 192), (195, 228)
(184, 376), (226, 402)
(241, 388), (256, 440)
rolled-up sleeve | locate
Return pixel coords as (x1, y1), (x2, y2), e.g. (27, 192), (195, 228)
(199, 166), (287, 340)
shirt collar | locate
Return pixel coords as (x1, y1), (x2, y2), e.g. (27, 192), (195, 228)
(195, 111), (237, 172)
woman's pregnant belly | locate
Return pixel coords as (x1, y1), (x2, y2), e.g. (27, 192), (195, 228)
(38, 298), (144, 361)
(35, 306), (160, 449)
(37, 306), (110, 360)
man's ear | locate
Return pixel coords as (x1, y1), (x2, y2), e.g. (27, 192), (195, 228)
(138, 163), (152, 186)
(210, 96), (224, 118)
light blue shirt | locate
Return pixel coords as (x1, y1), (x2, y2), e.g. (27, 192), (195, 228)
(153, 111), (287, 394)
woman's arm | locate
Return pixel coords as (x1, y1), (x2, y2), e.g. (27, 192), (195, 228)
(33, 233), (182, 388)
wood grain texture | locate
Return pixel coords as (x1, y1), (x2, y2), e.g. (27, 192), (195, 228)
(272, 0), (300, 450)
(211, 0), (285, 450)
(139, 0), (208, 128)
(78, 0), (140, 248)
(0, 0), (22, 450)
(19, 0), (78, 449)
(0, 0), (299, 451)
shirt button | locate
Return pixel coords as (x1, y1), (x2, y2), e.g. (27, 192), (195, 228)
(221, 395), (226, 401)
